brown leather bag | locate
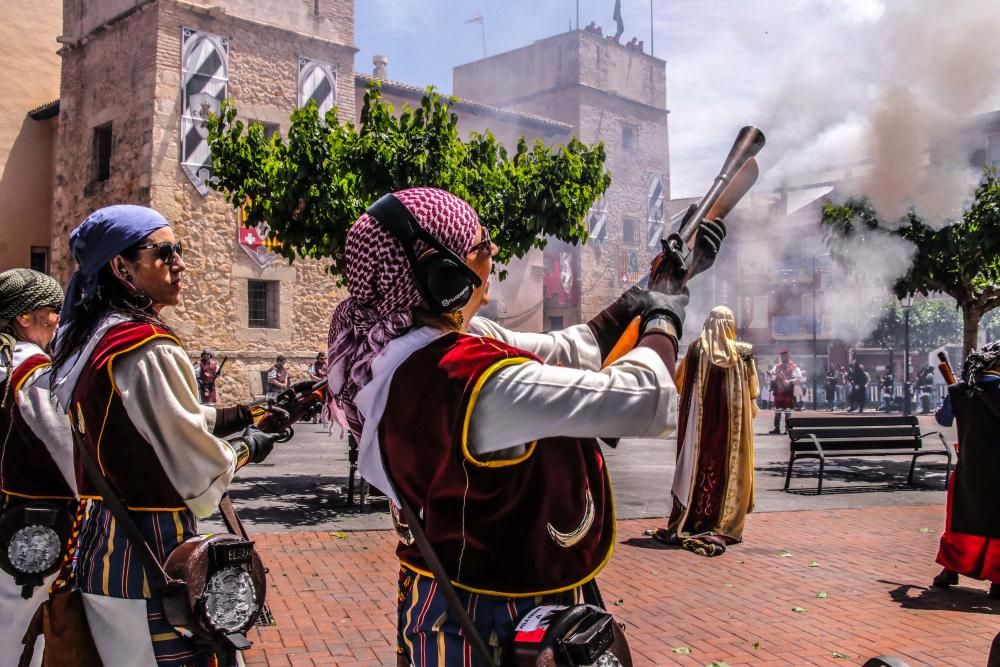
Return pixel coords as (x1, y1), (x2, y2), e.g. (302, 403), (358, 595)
(19, 587), (103, 667)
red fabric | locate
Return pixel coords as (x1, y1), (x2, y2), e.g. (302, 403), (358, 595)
(381, 333), (615, 596)
(0, 354), (75, 499)
(196, 358), (219, 403)
(936, 470), (1000, 582)
(687, 364), (730, 531)
(772, 360), (799, 410)
(72, 321), (188, 509)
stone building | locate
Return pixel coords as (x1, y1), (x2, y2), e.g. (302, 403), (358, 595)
(4, 1), (674, 401)
(49, 0), (356, 402)
(453, 30), (670, 329)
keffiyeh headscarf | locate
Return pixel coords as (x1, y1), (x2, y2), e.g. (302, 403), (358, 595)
(327, 188), (481, 434)
(699, 306), (739, 368)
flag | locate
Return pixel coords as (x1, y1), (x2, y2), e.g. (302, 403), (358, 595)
(465, 14), (483, 24)
(612, 0), (624, 38)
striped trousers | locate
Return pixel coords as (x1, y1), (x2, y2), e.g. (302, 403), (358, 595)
(396, 566), (584, 667)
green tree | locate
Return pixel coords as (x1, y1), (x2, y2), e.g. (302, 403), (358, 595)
(865, 299), (962, 354)
(823, 170), (1000, 356)
(206, 83), (611, 280)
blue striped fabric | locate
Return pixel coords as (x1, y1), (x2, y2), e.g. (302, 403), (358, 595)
(396, 566), (584, 667)
(76, 502), (219, 666)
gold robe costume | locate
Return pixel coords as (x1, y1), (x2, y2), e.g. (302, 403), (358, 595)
(662, 307), (758, 552)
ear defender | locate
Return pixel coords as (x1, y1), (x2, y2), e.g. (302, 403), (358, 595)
(366, 193), (481, 314)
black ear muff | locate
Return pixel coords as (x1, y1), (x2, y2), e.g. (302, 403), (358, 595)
(419, 254), (475, 312)
(366, 193), (481, 314)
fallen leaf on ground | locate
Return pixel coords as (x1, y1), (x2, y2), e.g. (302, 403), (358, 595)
(919, 527), (931, 533)
(614, 599), (624, 606)
(832, 652), (850, 659)
(816, 591), (829, 599)
(791, 606), (807, 613)
(330, 531), (347, 539)
(808, 561), (819, 567)
(705, 662), (731, 667)
(723, 583), (733, 588)
(751, 641), (761, 649)
(671, 647), (692, 654)
(736, 560), (745, 564)
(779, 549), (793, 557)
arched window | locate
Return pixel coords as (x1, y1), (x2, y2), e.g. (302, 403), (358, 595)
(298, 58), (337, 117)
(180, 28), (229, 194)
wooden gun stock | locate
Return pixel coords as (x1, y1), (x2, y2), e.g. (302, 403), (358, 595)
(937, 351), (957, 385)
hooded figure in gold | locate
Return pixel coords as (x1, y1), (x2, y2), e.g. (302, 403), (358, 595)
(652, 306), (758, 556)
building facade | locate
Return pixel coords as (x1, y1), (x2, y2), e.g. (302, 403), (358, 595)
(51, 0), (355, 401)
(6, 1), (673, 401)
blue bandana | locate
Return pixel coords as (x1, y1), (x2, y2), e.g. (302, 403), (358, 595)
(63, 205), (169, 326)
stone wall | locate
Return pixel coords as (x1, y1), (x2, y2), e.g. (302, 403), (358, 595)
(454, 30), (670, 323)
(51, 3), (160, 283)
(148, 1), (353, 402)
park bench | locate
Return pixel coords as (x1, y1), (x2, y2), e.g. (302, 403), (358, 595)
(783, 415), (954, 494)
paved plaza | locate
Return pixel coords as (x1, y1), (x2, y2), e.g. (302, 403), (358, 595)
(213, 411), (1000, 666)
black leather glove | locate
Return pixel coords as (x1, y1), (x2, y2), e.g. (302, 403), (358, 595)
(637, 287), (689, 341)
(212, 404), (254, 437)
(653, 211), (727, 293)
(228, 426), (280, 468)
(586, 286), (644, 359)
(690, 217), (726, 278)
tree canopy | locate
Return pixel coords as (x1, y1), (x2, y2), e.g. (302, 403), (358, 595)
(206, 83), (611, 280)
(822, 170), (1000, 355)
(864, 299), (961, 354)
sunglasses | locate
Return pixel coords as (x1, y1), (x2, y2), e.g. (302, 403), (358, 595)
(467, 227), (494, 258)
(135, 241), (184, 265)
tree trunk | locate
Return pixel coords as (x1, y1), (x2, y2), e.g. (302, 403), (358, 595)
(961, 303), (982, 358)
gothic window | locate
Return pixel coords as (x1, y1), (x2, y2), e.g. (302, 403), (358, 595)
(181, 28), (229, 195)
(298, 58), (337, 117)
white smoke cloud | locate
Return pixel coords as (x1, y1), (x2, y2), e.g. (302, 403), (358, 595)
(757, 0), (1000, 227)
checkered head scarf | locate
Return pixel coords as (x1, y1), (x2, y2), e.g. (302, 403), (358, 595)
(961, 340), (1000, 395)
(327, 188), (480, 434)
(0, 269), (63, 337)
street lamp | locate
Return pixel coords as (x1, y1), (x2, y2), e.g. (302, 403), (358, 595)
(902, 294), (914, 416)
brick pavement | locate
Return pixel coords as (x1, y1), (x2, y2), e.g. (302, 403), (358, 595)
(242, 504), (1000, 667)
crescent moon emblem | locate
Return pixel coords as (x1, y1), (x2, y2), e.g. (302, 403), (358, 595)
(546, 489), (595, 548)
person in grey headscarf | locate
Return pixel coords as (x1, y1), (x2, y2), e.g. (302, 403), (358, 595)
(0, 269), (77, 667)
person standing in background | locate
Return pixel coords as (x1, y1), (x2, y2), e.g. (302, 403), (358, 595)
(266, 354), (292, 400)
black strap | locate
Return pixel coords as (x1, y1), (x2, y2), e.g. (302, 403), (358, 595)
(77, 445), (175, 589)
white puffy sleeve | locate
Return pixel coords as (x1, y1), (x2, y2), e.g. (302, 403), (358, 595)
(17, 366), (79, 495)
(466, 345), (677, 455)
(468, 316), (603, 370)
(112, 340), (235, 518)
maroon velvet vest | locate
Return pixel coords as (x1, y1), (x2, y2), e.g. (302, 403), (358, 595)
(0, 354), (75, 500)
(380, 333), (615, 597)
(71, 321), (188, 510)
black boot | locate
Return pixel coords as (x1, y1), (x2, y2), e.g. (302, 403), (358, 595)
(932, 568), (958, 589)
(769, 412), (781, 435)
(782, 412), (791, 434)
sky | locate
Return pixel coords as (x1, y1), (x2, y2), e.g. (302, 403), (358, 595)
(355, 0), (1000, 207)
